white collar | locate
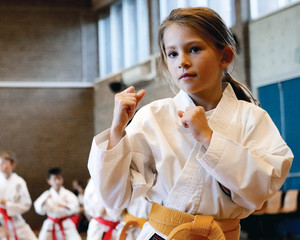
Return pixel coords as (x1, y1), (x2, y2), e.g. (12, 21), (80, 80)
(174, 83), (239, 133)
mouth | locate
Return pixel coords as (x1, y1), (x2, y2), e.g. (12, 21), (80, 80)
(179, 73), (197, 80)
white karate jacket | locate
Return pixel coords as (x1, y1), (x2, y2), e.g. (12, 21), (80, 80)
(34, 186), (81, 240)
(88, 84), (293, 221)
(0, 172), (37, 240)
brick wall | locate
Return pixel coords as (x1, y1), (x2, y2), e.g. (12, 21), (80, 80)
(0, 2), (98, 82)
(0, 1), (96, 229)
(0, 87), (94, 229)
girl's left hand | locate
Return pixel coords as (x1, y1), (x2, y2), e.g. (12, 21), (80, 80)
(178, 106), (213, 149)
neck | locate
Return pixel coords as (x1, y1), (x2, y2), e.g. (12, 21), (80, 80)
(5, 172), (12, 179)
(54, 186), (61, 193)
(189, 89), (222, 110)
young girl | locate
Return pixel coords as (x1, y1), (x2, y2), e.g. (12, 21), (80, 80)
(0, 151), (37, 240)
(88, 7), (293, 240)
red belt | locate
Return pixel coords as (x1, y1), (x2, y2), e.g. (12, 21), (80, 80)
(0, 207), (18, 240)
(48, 216), (69, 240)
(94, 217), (120, 240)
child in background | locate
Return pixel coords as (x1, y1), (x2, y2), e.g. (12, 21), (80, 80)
(88, 7), (294, 240)
(83, 179), (152, 240)
(118, 196), (152, 240)
(0, 151), (37, 240)
(83, 179), (123, 240)
(34, 167), (81, 240)
(72, 179), (89, 233)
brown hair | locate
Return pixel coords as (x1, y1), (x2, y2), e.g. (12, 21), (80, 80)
(0, 151), (16, 163)
(158, 7), (258, 105)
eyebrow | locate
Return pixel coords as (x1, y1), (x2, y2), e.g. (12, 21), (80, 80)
(165, 46), (176, 51)
(165, 40), (205, 51)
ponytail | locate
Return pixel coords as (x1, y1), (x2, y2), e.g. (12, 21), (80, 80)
(222, 73), (260, 106)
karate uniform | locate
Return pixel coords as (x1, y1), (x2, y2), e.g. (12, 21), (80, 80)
(0, 172), (37, 240)
(88, 83), (293, 239)
(34, 187), (81, 240)
(83, 179), (123, 240)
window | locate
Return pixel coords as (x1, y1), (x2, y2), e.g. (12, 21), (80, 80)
(250, 0), (300, 19)
(159, 0), (235, 27)
(110, 1), (124, 73)
(98, 0), (151, 78)
(98, 12), (111, 78)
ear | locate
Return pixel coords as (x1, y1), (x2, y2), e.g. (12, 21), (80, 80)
(220, 46), (234, 69)
(11, 162), (16, 170)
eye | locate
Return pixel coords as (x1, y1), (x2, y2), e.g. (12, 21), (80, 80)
(190, 46), (201, 53)
(167, 51), (178, 58)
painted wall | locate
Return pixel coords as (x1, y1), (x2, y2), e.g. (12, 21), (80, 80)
(249, 3), (300, 189)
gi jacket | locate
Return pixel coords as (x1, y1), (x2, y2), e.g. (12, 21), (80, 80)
(0, 172), (32, 226)
(88, 83), (293, 220)
(34, 186), (80, 231)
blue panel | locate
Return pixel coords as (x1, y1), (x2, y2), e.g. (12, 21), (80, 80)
(282, 77), (300, 173)
(258, 77), (300, 189)
(258, 83), (282, 133)
(283, 177), (300, 190)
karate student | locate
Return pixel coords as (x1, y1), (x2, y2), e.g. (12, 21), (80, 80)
(83, 179), (123, 240)
(0, 151), (37, 240)
(34, 167), (81, 240)
(88, 7), (293, 240)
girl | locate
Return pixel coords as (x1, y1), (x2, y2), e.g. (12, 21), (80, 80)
(88, 7), (293, 240)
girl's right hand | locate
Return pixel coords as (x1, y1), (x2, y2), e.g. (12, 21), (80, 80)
(108, 86), (145, 149)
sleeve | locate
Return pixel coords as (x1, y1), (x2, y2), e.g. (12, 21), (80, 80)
(34, 191), (50, 215)
(83, 179), (124, 221)
(83, 179), (101, 218)
(88, 126), (155, 211)
(198, 109), (293, 210)
(34, 190), (80, 217)
(6, 179), (32, 216)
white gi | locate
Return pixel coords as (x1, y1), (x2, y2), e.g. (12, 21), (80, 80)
(34, 187), (81, 240)
(0, 172), (37, 240)
(83, 179), (123, 240)
(88, 84), (293, 239)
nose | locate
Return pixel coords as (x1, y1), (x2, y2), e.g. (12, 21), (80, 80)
(178, 53), (191, 69)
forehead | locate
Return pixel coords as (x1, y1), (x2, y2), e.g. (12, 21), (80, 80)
(163, 23), (210, 48)
(48, 174), (63, 180)
(0, 157), (12, 164)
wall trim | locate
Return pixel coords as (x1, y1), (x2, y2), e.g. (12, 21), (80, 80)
(254, 71), (300, 88)
(0, 81), (93, 88)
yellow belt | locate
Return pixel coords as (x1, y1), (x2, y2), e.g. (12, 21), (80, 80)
(119, 212), (148, 240)
(148, 203), (240, 240)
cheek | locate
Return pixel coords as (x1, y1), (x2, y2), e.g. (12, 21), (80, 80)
(167, 62), (178, 78)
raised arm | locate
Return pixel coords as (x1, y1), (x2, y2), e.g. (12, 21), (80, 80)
(108, 86), (145, 149)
